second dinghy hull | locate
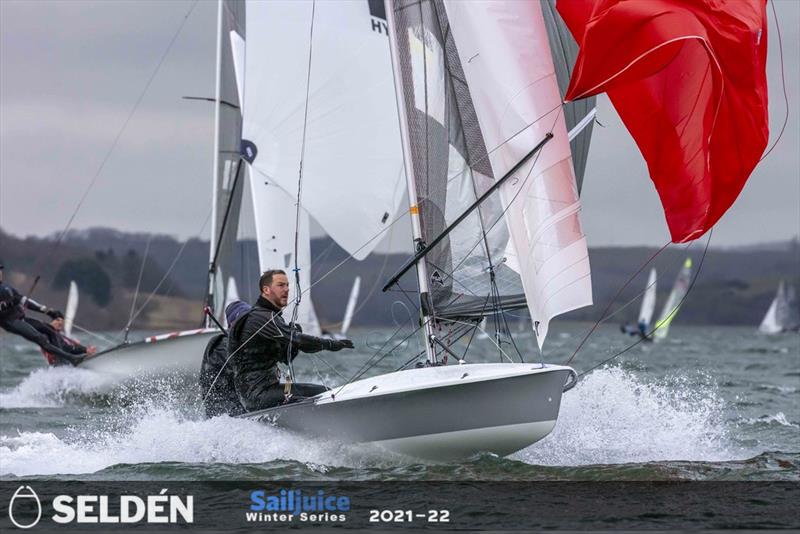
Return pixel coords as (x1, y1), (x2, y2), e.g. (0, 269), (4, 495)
(79, 328), (218, 379)
(242, 363), (576, 461)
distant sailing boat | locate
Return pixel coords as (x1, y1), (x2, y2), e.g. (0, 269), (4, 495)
(652, 258), (692, 341)
(621, 267), (656, 339)
(759, 281), (800, 334)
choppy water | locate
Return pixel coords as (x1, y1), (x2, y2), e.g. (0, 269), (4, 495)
(1, 324), (797, 481)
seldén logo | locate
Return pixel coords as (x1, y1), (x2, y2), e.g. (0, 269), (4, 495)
(7, 486), (193, 528)
(8, 486), (42, 529)
(247, 488), (350, 523)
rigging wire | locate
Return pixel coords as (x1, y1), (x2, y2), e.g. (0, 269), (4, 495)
(123, 234), (153, 342)
(285, 0), (317, 389)
(760, 0), (789, 162)
(565, 240), (672, 365)
(575, 228), (714, 379)
(27, 0), (200, 297)
(71, 323), (117, 347)
(592, 240), (694, 326)
(116, 208), (212, 343)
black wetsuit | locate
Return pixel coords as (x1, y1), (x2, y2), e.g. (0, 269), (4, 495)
(0, 282), (83, 365)
(199, 333), (245, 417)
(228, 296), (346, 412)
(26, 317), (88, 365)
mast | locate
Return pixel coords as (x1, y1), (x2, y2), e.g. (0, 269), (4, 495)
(206, 0), (225, 325)
(384, 0), (436, 364)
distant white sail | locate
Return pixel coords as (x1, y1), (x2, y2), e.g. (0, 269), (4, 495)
(760, 280), (800, 334)
(653, 258), (692, 341)
(64, 281), (78, 338)
(340, 276), (361, 337)
(224, 276), (240, 308)
(759, 283), (782, 334)
(240, 0), (405, 261)
(638, 268), (657, 330)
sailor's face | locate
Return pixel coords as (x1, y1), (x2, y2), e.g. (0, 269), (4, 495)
(263, 274), (290, 308)
(51, 318), (64, 332)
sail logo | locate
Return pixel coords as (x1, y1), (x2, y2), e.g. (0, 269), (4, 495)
(367, 0), (389, 36)
(8, 486), (42, 529)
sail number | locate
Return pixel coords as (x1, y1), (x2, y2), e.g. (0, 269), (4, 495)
(369, 509), (450, 523)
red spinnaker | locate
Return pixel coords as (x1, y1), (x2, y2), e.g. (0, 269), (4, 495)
(558, 0), (769, 242)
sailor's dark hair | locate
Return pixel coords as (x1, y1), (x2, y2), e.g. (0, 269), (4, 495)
(259, 269), (286, 290)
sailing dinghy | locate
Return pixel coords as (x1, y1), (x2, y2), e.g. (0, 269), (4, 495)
(232, 0), (770, 460)
(233, 0), (592, 460)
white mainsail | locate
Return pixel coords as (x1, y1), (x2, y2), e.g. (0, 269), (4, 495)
(638, 268), (657, 329)
(239, 0), (405, 261)
(444, 0), (592, 349)
(231, 3), (327, 335)
(248, 169), (321, 336)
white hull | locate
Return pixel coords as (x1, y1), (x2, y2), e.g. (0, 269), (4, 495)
(79, 329), (218, 379)
(244, 363), (576, 460)
(371, 420), (557, 460)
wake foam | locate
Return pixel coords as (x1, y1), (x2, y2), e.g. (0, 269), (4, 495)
(0, 403), (386, 477)
(0, 366), (113, 408)
(515, 367), (743, 466)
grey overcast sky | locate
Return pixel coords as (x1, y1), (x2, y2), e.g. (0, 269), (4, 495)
(1, 0), (798, 251)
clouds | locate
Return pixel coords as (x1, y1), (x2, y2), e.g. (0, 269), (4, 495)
(0, 0), (797, 248)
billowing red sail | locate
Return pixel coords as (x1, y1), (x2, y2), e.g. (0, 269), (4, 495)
(558, 0), (769, 242)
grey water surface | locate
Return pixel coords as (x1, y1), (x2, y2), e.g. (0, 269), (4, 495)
(1, 323), (797, 482)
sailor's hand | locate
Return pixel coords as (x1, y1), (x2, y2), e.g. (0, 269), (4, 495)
(87, 346), (97, 355)
(326, 339), (355, 351)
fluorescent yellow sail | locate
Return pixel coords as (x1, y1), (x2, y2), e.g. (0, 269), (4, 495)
(653, 257), (692, 340)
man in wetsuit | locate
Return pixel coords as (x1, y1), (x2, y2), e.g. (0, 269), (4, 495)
(199, 300), (251, 417)
(27, 312), (97, 365)
(228, 269), (354, 412)
(0, 264), (85, 366)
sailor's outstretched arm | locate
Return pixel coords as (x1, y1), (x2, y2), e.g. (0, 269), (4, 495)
(19, 293), (60, 318)
(262, 312), (353, 354)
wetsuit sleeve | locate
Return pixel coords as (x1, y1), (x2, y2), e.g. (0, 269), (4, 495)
(255, 311), (330, 355)
(63, 339), (88, 355)
(20, 295), (48, 314)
